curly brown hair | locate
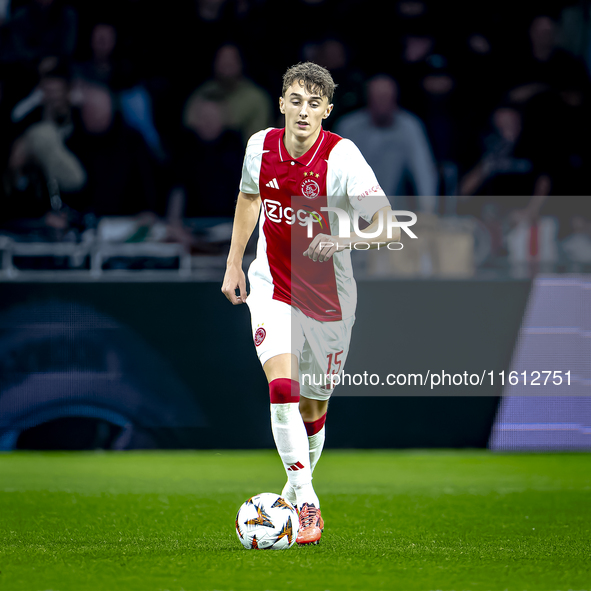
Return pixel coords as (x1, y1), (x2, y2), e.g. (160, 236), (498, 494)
(282, 62), (337, 103)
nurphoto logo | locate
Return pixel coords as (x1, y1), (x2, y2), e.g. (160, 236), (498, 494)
(305, 208), (418, 250)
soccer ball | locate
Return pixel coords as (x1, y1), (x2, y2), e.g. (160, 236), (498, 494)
(235, 492), (299, 550)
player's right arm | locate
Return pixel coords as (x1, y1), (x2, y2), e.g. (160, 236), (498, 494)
(221, 191), (261, 305)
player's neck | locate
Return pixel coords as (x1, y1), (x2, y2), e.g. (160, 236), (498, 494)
(283, 126), (322, 160)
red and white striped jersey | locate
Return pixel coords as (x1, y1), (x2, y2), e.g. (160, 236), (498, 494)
(240, 127), (389, 322)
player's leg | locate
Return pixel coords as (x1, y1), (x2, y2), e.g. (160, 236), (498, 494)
(246, 295), (339, 544)
(246, 294), (319, 515)
(280, 397), (327, 505)
(299, 396), (328, 422)
(299, 396), (328, 475)
(279, 317), (335, 509)
(265, 353), (322, 545)
(246, 290), (312, 508)
(263, 352), (320, 513)
(293, 312), (356, 541)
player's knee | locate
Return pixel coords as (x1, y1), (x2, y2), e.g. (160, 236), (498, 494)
(269, 378), (300, 404)
(299, 397), (328, 422)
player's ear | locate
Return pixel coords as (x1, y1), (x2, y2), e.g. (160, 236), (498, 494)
(279, 97), (285, 114)
(323, 103), (334, 119)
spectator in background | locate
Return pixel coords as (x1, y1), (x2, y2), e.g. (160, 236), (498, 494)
(63, 83), (158, 218)
(3, 0), (77, 61)
(334, 74), (438, 213)
(341, 0), (433, 76)
(495, 14), (590, 229)
(183, 43), (273, 146)
(10, 58), (74, 138)
(562, 207), (591, 266)
(550, 77), (591, 192)
(71, 19), (164, 161)
(170, 98), (242, 220)
(2, 0), (77, 91)
(313, 37), (365, 129)
(8, 58), (87, 227)
(505, 14), (589, 106)
(451, 8), (508, 174)
(1, 135), (52, 231)
(73, 21), (134, 91)
(395, 25), (436, 110)
(245, 0), (342, 91)
(0, 121), (85, 234)
(490, 14), (584, 188)
(458, 104), (551, 231)
(527, 72), (591, 244)
(412, 54), (466, 195)
(460, 127), (555, 265)
(172, 0), (246, 92)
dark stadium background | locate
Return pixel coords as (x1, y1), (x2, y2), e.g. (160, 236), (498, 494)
(0, 0), (590, 451)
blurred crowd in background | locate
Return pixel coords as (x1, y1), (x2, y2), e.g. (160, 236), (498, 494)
(1, 0), (591, 275)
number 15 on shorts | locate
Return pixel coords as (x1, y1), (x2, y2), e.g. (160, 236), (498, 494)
(323, 350), (344, 390)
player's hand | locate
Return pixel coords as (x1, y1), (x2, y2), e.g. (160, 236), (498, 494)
(303, 234), (343, 263)
(221, 265), (248, 304)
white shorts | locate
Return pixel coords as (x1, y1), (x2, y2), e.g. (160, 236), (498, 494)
(246, 291), (355, 401)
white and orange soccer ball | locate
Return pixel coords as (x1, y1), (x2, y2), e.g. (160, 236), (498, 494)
(235, 492), (299, 550)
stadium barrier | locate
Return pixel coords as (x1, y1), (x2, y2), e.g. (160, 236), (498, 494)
(0, 279), (536, 450)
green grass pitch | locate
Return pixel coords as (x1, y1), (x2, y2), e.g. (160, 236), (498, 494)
(1, 450), (590, 591)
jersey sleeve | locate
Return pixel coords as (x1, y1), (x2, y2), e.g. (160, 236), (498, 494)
(239, 128), (270, 195)
(330, 139), (391, 223)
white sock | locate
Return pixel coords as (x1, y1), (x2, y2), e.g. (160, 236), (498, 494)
(281, 480), (297, 506)
(271, 403), (319, 509)
(308, 426), (326, 474)
(282, 425), (325, 507)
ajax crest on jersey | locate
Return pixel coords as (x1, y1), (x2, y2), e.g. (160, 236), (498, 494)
(301, 177), (320, 199)
(235, 493), (299, 549)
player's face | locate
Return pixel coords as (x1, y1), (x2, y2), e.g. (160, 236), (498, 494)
(280, 82), (333, 141)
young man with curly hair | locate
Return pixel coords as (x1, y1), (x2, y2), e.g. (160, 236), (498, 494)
(222, 62), (399, 545)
